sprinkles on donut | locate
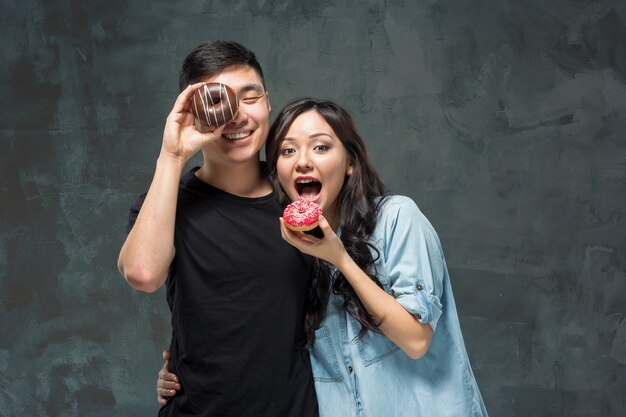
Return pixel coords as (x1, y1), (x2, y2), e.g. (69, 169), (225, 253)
(282, 199), (323, 232)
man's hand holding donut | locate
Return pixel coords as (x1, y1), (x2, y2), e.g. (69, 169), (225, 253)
(160, 82), (226, 164)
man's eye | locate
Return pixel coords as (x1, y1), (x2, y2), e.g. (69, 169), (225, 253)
(240, 94), (264, 104)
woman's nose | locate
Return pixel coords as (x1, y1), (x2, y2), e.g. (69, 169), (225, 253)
(295, 153), (313, 171)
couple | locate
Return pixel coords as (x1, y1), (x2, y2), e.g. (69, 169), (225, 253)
(119, 41), (488, 417)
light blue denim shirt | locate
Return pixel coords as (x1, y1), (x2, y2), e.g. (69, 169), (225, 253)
(310, 195), (488, 417)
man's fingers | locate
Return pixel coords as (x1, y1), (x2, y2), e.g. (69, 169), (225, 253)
(157, 390), (175, 405)
(172, 82), (205, 113)
(159, 371), (178, 382)
(158, 387), (178, 397)
(158, 379), (180, 390)
(204, 124), (226, 140)
(169, 85), (193, 118)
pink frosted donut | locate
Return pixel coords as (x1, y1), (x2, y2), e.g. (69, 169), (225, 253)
(283, 199), (323, 232)
(191, 83), (239, 127)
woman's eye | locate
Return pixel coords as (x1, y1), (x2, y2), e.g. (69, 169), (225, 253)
(280, 148), (295, 155)
(314, 145), (330, 151)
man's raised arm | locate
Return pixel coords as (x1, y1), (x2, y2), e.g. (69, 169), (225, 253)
(118, 83), (223, 292)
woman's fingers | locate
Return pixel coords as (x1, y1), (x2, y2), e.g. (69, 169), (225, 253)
(298, 233), (321, 245)
(317, 215), (332, 236)
(279, 218), (322, 248)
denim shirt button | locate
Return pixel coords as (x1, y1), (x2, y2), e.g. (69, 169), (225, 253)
(416, 284), (423, 291)
(348, 365), (353, 373)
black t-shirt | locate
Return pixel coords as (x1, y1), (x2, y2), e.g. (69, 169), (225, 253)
(126, 167), (318, 417)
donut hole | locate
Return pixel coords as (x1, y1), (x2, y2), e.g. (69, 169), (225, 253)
(191, 83), (239, 127)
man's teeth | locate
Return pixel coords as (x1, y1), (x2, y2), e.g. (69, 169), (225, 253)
(223, 131), (252, 140)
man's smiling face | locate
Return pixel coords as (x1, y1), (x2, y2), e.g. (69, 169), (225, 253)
(199, 65), (271, 167)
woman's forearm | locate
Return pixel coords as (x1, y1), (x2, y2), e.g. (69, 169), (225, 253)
(335, 253), (433, 360)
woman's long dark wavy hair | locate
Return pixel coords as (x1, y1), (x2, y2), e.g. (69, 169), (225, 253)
(265, 98), (387, 347)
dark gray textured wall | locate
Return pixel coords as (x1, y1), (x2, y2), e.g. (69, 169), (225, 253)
(1, 0), (625, 416)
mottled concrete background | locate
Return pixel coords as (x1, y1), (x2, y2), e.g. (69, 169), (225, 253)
(1, 0), (625, 416)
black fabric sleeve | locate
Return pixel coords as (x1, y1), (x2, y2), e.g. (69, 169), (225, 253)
(124, 192), (147, 234)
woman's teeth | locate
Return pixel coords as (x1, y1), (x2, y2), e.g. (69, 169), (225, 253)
(296, 179), (322, 199)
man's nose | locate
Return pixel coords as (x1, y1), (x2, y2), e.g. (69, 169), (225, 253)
(227, 107), (247, 126)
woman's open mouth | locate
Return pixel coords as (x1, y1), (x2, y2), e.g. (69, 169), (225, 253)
(295, 177), (321, 201)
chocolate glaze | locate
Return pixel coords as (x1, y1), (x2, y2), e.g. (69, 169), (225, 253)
(191, 83), (239, 127)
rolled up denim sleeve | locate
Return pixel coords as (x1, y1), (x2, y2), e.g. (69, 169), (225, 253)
(381, 196), (445, 332)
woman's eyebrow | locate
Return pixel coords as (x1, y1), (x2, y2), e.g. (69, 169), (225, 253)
(309, 133), (334, 139)
(282, 133), (334, 142)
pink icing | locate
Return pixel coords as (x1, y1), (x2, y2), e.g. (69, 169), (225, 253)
(283, 199), (322, 227)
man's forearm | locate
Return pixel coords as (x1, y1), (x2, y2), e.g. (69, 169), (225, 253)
(118, 155), (186, 292)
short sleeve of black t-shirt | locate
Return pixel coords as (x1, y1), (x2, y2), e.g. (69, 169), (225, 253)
(125, 168), (318, 417)
(125, 193), (146, 234)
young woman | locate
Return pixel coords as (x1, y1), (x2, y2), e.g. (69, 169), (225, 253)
(158, 98), (489, 416)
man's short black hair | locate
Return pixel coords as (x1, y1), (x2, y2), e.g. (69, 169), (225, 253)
(178, 41), (265, 91)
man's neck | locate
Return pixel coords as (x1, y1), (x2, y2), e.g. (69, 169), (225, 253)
(194, 158), (271, 198)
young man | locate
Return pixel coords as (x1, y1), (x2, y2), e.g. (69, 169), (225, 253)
(118, 41), (318, 417)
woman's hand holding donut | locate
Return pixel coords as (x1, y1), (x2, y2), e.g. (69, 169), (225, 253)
(279, 215), (350, 268)
(160, 82), (225, 164)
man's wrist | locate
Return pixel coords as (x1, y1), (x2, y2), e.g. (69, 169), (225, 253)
(156, 153), (187, 174)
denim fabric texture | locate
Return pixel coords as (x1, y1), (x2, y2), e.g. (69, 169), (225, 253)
(310, 195), (489, 417)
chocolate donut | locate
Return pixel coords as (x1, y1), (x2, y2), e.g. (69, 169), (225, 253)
(283, 199), (323, 232)
(191, 83), (239, 127)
